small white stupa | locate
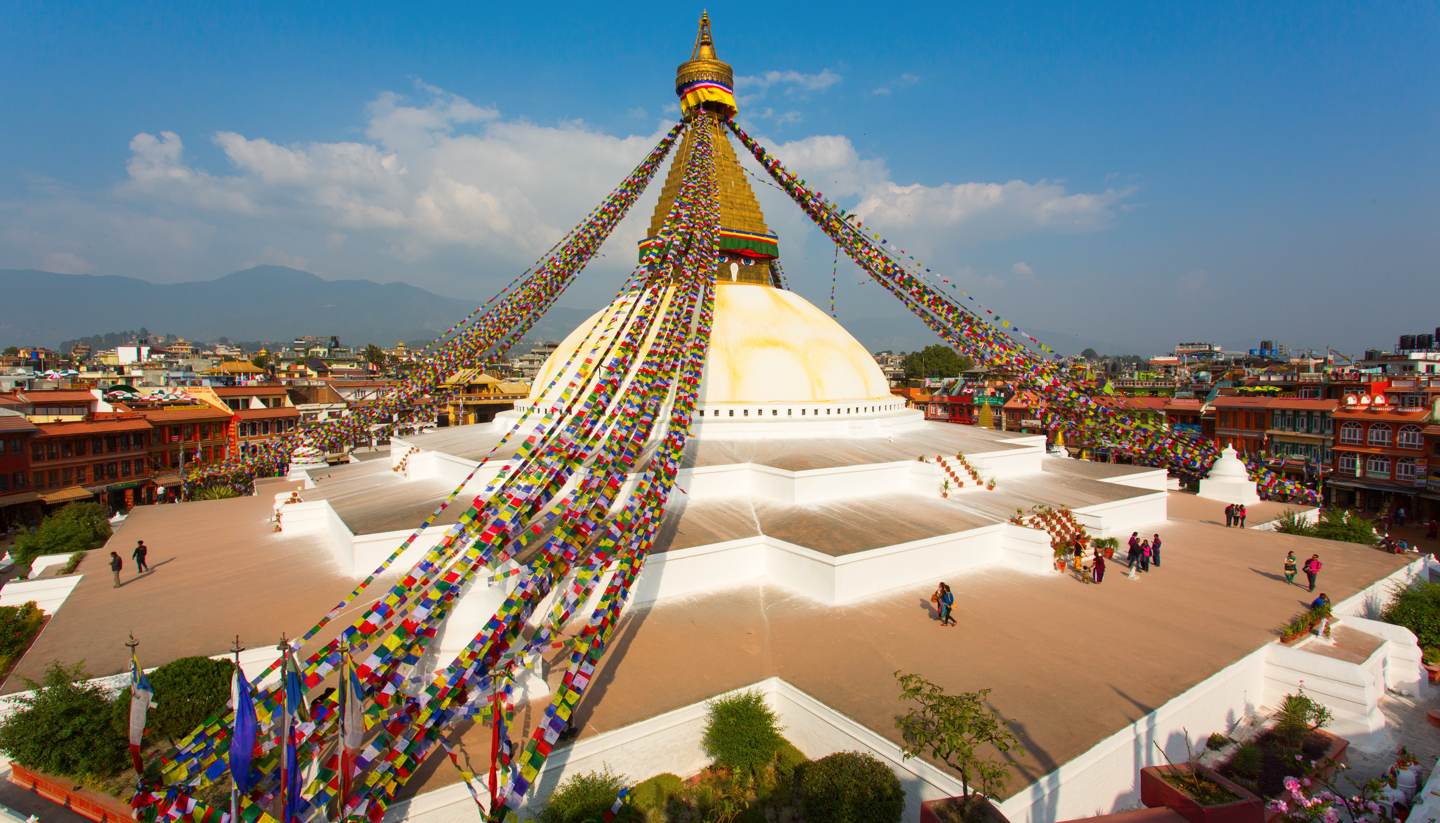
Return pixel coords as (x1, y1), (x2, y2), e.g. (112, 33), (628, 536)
(1197, 444), (1260, 504)
(287, 444), (329, 480)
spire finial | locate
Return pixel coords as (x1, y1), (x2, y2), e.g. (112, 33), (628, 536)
(692, 10), (717, 60)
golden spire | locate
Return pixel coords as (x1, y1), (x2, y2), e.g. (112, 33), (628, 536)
(675, 12), (736, 118)
(644, 13), (779, 287)
(691, 10), (717, 60)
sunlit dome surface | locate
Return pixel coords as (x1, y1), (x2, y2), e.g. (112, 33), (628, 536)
(527, 282), (894, 410)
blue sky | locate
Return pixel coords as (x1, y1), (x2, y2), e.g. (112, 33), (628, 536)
(2, 1), (1436, 354)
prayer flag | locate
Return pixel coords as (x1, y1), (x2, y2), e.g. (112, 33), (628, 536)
(128, 652), (155, 775)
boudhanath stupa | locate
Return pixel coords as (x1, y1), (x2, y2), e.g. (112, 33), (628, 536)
(2, 14), (1426, 823)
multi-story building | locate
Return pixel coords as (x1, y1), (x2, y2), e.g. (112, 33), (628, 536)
(1263, 398), (1337, 481)
(439, 370), (529, 426)
(30, 415), (152, 512)
(131, 405), (234, 499)
(0, 408), (39, 529)
(215, 385), (301, 456)
(1424, 418), (1440, 524)
(1328, 395), (1430, 514)
(1210, 396), (1272, 457)
(18, 389), (98, 423)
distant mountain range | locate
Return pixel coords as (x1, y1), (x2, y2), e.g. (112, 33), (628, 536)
(0, 266), (592, 350)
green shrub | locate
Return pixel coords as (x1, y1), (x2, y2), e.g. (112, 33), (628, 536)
(1383, 582), (1440, 650)
(1229, 743), (1262, 779)
(702, 691), (784, 781)
(0, 601), (45, 677)
(1311, 509), (1378, 545)
(772, 739), (808, 783)
(797, 751), (904, 823)
(539, 768), (639, 823)
(111, 656), (234, 743)
(192, 485), (240, 500)
(12, 502), (111, 573)
(0, 662), (128, 778)
(630, 772), (683, 814)
(1275, 509), (1378, 545)
(1205, 732), (1229, 751)
(1274, 688), (1331, 749)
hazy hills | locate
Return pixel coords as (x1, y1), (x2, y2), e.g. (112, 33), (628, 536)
(0, 266), (590, 350)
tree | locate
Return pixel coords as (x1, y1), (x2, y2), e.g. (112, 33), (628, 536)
(364, 344), (388, 370)
(111, 656), (233, 743)
(12, 502), (111, 574)
(903, 345), (973, 380)
(1080, 348), (1099, 360)
(701, 690), (784, 782)
(798, 751), (904, 823)
(251, 352), (270, 370)
(894, 671), (1023, 800)
(3, 346), (18, 356)
(0, 662), (128, 778)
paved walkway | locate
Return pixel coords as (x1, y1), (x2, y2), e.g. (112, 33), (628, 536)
(412, 512), (1414, 801)
(3, 493), (355, 691)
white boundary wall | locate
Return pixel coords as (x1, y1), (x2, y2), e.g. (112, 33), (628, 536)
(390, 557), (1427, 823)
(0, 574), (83, 615)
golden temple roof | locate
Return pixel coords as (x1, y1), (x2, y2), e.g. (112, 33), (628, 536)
(647, 14), (778, 287)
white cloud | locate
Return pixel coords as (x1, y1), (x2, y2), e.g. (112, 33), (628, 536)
(853, 179), (1132, 234)
(871, 72), (921, 96)
(3, 81), (1131, 303)
(40, 251), (94, 274)
(738, 69), (842, 100)
(1011, 261), (1034, 277)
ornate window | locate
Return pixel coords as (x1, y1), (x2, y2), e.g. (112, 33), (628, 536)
(1365, 455), (1390, 479)
(1339, 422), (1362, 444)
(1338, 453), (1358, 476)
(1396, 457), (1419, 482)
(1367, 424), (1391, 447)
(1398, 425), (1422, 449)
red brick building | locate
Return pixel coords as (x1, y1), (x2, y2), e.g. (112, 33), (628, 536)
(1329, 395), (1429, 514)
(132, 406), (234, 500)
(1210, 396), (1272, 457)
(30, 416), (153, 512)
(0, 409), (39, 529)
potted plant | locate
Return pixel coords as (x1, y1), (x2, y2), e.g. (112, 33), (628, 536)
(1140, 759), (1263, 823)
(895, 673), (1021, 823)
(1423, 647), (1440, 684)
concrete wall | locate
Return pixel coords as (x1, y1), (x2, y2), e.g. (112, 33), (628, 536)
(0, 575), (82, 615)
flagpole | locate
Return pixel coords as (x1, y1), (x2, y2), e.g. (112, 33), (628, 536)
(276, 633), (290, 823)
(231, 635), (244, 823)
(126, 633), (144, 776)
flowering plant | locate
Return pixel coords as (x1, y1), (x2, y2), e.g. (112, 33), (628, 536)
(1268, 771), (1400, 823)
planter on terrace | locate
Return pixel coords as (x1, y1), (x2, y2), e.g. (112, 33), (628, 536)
(1139, 764), (1263, 823)
(921, 795), (1010, 823)
(8, 763), (136, 823)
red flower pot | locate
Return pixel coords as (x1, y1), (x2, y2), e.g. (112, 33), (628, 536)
(1139, 765), (1263, 823)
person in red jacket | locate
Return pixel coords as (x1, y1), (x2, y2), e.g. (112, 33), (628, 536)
(1303, 554), (1323, 592)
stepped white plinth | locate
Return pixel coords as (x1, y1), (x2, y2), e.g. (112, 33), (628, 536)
(1197, 444), (1260, 505)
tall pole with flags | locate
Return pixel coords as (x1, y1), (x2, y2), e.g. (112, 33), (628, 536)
(126, 634), (154, 776)
(277, 634), (309, 823)
(337, 643), (365, 819)
(229, 636), (258, 823)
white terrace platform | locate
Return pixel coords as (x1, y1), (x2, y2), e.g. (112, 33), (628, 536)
(277, 418), (1169, 606)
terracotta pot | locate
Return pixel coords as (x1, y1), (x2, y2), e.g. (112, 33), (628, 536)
(1308, 729), (1349, 782)
(921, 796), (1009, 823)
(8, 763), (136, 823)
(1139, 764), (1264, 823)
(1423, 663), (1440, 684)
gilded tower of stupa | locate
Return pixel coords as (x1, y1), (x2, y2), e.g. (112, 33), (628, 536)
(640, 12), (781, 287)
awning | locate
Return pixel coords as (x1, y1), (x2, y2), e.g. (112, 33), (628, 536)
(0, 491), (40, 508)
(41, 486), (97, 505)
(153, 471), (182, 486)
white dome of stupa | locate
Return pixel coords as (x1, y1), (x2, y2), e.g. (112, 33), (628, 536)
(525, 282), (904, 423)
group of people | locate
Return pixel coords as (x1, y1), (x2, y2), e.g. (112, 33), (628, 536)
(1282, 550), (1324, 591)
(1224, 503), (1249, 528)
(1125, 531), (1163, 574)
(930, 582), (957, 626)
(107, 539), (151, 588)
